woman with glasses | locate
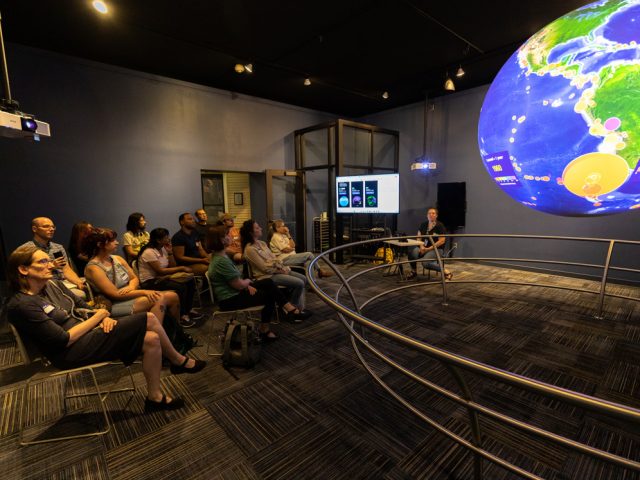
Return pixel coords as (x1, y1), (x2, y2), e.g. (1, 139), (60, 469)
(6, 245), (206, 411)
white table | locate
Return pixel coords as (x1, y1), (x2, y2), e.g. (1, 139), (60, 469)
(383, 239), (424, 280)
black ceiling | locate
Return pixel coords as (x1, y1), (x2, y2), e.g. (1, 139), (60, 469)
(1, 0), (592, 117)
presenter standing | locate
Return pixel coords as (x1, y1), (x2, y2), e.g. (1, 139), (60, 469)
(406, 208), (453, 280)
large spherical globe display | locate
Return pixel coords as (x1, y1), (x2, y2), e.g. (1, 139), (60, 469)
(478, 0), (640, 216)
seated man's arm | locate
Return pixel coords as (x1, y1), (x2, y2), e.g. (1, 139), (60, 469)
(63, 262), (85, 289)
(172, 245), (208, 265)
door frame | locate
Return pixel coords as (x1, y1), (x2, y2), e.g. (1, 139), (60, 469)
(265, 169), (306, 251)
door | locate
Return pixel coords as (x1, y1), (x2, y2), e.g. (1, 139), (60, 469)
(265, 170), (306, 250)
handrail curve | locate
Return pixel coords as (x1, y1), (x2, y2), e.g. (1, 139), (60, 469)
(307, 234), (640, 479)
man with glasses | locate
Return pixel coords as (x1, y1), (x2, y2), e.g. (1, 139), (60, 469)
(218, 213), (243, 263)
(20, 217), (87, 297)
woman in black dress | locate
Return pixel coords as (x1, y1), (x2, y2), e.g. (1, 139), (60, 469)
(7, 245), (206, 411)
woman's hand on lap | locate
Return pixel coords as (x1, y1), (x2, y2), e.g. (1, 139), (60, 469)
(100, 317), (118, 333)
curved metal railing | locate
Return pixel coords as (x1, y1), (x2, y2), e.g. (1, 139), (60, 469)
(307, 234), (640, 480)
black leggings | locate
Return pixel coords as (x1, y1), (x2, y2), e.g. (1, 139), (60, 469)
(218, 278), (286, 324)
(140, 277), (195, 316)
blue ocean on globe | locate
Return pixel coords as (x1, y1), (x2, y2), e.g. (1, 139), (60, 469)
(478, 0), (640, 216)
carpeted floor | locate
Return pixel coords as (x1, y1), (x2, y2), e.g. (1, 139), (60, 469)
(0, 262), (639, 479)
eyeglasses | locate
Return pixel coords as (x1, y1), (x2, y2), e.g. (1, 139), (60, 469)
(31, 258), (55, 266)
(38, 225), (56, 230)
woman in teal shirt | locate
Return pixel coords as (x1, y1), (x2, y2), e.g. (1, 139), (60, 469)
(207, 226), (306, 341)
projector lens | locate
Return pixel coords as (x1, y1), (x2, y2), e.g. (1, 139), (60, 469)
(21, 118), (37, 132)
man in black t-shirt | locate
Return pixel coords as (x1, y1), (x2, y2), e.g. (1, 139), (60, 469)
(406, 208), (453, 280)
(171, 213), (210, 276)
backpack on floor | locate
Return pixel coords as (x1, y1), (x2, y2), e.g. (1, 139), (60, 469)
(222, 319), (261, 370)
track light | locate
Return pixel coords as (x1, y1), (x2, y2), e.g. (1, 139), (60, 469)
(92, 1), (108, 14)
(304, 77), (311, 86)
(444, 73), (455, 91)
(382, 91), (389, 99)
(234, 63), (254, 74)
(456, 65), (465, 78)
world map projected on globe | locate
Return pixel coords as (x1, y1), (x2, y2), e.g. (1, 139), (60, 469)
(478, 0), (640, 216)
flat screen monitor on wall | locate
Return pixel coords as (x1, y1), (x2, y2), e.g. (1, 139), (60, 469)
(336, 173), (399, 214)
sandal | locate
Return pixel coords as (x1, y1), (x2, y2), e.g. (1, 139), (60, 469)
(170, 356), (207, 375)
(144, 394), (185, 412)
(259, 331), (280, 342)
(445, 272), (454, 281)
(406, 271), (417, 280)
(284, 308), (303, 323)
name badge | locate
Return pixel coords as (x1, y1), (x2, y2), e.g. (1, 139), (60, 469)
(43, 304), (55, 314)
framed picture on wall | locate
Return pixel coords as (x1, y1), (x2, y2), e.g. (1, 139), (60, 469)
(234, 193), (244, 205)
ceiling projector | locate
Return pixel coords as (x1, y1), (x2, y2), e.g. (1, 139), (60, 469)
(0, 109), (51, 140)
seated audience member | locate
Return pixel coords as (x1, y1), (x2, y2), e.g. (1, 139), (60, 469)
(84, 227), (181, 320)
(207, 226), (307, 338)
(20, 217), (86, 298)
(171, 213), (210, 276)
(7, 245), (206, 412)
(194, 209), (210, 250)
(122, 212), (150, 264)
(138, 228), (201, 328)
(219, 213), (243, 263)
(241, 219), (312, 319)
(269, 219), (333, 278)
(406, 207), (453, 281)
(68, 220), (93, 275)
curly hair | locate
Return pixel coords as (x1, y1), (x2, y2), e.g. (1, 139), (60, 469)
(82, 227), (118, 258)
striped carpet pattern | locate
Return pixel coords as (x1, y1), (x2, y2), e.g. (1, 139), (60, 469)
(0, 262), (639, 479)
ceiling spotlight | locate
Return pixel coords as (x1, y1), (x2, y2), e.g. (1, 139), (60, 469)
(92, 1), (108, 14)
(234, 64), (245, 74)
(304, 78), (311, 86)
(456, 65), (465, 78)
(444, 74), (455, 92)
(382, 91), (389, 99)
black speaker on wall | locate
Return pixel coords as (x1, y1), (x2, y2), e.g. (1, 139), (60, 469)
(437, 182), (466, 230)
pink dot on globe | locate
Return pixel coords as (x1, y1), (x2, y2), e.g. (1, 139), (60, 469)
(604, 117), (621, 131)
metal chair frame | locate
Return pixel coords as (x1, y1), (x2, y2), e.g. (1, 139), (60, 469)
(422, 241), (458, 278)
(10, 324), (136, 446)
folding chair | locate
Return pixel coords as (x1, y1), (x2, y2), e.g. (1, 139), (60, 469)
(10, 324), (137, 445)
(204, 271), (263, 356)
(422, 242), (458, 278)
(193, 274), (210, 309)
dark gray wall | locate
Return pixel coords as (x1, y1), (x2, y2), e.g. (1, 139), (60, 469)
(0, 45), (333, 253)
(362, 86), (640, 279)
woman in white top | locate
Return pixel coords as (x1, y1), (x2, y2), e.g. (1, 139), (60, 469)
(138, 228), (200, 328)
(241, 219), (312, 319)
(122, 212), (150, 264)
(269, 219), (333, 278)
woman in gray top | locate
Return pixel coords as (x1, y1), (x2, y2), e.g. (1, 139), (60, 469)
(84, 227), (181, 320)
(7, 245), (206, 411)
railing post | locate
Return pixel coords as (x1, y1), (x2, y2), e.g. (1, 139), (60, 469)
(428, 235), (449, 306)
(595, 240), (615, 320)
(444, 364), (484, 480)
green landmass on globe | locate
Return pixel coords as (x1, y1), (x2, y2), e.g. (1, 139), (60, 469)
(479, 0), (640, 215)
